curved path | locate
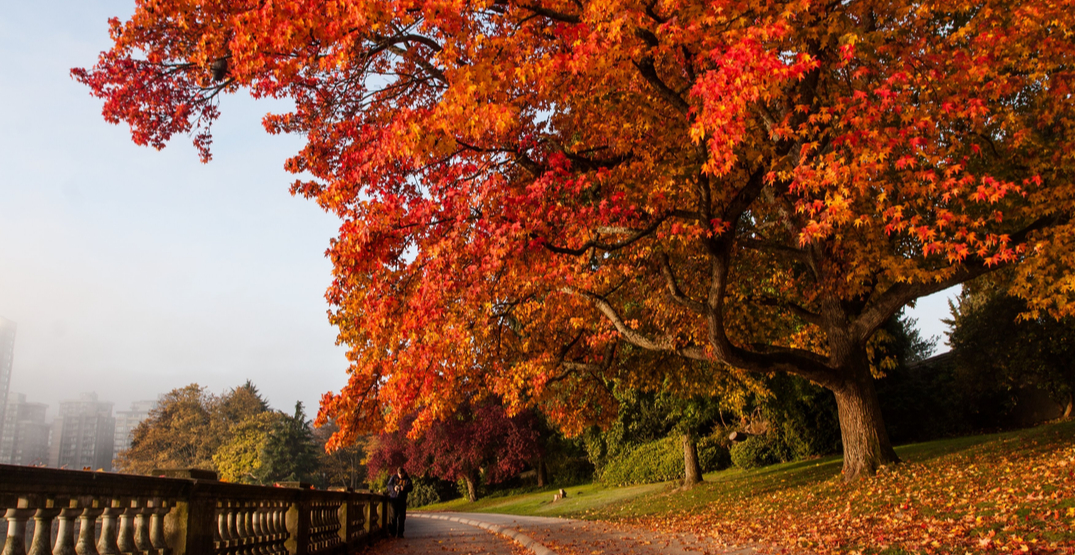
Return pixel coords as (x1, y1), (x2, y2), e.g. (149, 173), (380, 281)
(364, 512), (761, 555)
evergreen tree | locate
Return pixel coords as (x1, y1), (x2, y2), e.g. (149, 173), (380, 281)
(258, 402), (320, 485)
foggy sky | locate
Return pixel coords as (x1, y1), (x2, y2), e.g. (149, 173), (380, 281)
(0, 0), (957, 423)
(0, 0), (350, 418)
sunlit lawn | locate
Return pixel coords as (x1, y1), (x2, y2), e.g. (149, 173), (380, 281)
(419, 420), (1075, 553)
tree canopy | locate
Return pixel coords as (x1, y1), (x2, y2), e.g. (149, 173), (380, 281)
(78, 0), (1075, 480)
(256, 402), (321, 485)
(367, 402), (542, 501)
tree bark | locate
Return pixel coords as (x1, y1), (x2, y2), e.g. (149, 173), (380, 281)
(682, 431), (703, 487)
(832, 365), (900, 481)
(535, 459), (548, 488)
(463, 471), (479, 502)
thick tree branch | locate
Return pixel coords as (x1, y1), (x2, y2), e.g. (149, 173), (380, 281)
(659, 253), (707, 314)
(632, 56), (691, 114)
(751, 296), (824, 326)
(544, 214), (668, 255)
(516, 3), (580, 23)
(850, 213), (1066, 342)
(562, 287), (709, 360)
(739, 237), (811, 263)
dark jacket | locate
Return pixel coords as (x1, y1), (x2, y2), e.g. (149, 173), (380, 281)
(386, 473), (413, 500)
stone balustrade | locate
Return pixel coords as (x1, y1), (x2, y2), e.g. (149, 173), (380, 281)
(0, 465), (388, 555)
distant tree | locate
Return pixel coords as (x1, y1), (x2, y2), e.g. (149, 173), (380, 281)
(213, 411), (282, 484)
(868, 310), (938, 377)
(118, 384), (216, 474)
(118, 381), (277, 477)
(367, 403), (542, 502)
(313, 420), (367, 490)
(947, 284), (1075, 419)
(257, 402), (320, 485)
(214, 380), (271, 430)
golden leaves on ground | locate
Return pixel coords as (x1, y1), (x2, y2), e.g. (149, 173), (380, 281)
(625, 428), (1075, 554)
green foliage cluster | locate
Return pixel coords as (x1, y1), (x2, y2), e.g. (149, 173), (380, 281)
(697, 434), (732, 471)
(599, 433), (732, 486)
(407, 477), (442, 508)
(599, 435), (683, 486)
(755, 375), (843, 461)
(946, 284), (1075, 423)
(120, 382), (271, 475)
(214, 411), (283, 484)
(257, 402), (320, 484)
(729, 434), (793, 470)
(120, 382), (349, 489)
(875, 286), (1075, 445)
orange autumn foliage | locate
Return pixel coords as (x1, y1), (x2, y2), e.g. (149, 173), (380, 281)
(75, 0), (1075, 479)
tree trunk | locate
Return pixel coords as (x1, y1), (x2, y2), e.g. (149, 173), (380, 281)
(463, 471), (479, 502)
(832, 366), (900, 481)
(1064, 391), (1073, 419)
(536, 459), (548, 488)
(682, 431), (703, 488)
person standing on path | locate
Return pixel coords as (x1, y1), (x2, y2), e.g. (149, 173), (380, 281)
(386, 467), (414, 538)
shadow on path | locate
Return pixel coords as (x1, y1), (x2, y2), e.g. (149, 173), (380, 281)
(409, 512), (762, 555)
(361, 514), (527, 555)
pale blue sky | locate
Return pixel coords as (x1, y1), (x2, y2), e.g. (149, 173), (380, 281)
(0, 0), (956, 420)
(0, 0), (347, 416)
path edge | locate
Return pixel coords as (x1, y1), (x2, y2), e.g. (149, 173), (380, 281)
(411, 513), (557, 555)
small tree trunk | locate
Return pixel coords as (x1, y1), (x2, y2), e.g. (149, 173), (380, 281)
(682, 431), (703, 488)
(1063, 391), (1073, 419)
(536, 459), (548, 488)
(463, 471), (479, 502)
(833, 366), (900, 481)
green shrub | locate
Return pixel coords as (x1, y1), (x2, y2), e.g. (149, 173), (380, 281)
(407, 478), (441, 508)
(599, 436), (682, 486)
(697, 433), (732, 472)
(729, 434), (792, 470)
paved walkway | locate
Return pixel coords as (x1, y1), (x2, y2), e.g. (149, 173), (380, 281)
(361, 513), (528, 555)
(362, 512), (761, 555)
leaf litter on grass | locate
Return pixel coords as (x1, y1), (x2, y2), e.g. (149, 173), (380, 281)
(611, 425), (1075, 554)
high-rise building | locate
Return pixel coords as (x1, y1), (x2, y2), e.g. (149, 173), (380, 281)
(53, 392), (115, 470)
(0, 392), (50, 466)
(0, 317), (16, 440)
(113, 399), (157, 469)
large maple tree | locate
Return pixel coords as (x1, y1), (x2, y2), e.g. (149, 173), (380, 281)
(76, 0), (1075, 480)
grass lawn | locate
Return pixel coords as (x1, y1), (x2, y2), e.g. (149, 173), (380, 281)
(419, 419), (1075, 553)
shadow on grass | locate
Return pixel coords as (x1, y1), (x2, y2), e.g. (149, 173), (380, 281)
(418, 419), (1075, 521)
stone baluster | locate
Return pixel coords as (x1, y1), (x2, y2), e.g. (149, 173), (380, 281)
(226, 504), (239, 548)
(232, 505), (247, 555)
(241, 504), (254, 555)
(307, 506), (319, 551)
(53, 506), (82, 555)
(251, 507), (267, 555)
(272, 504), (286, 555)
(27, 507), (61, 555)
(75, 506), (103, 555)
(147, 503), (168, 555)
(2, 507), (36, 555)
(132, 501), (156, 555)
(117, 504), (139, 555)
(214, 506), (228, 546)
(96, 503), (124, 555)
